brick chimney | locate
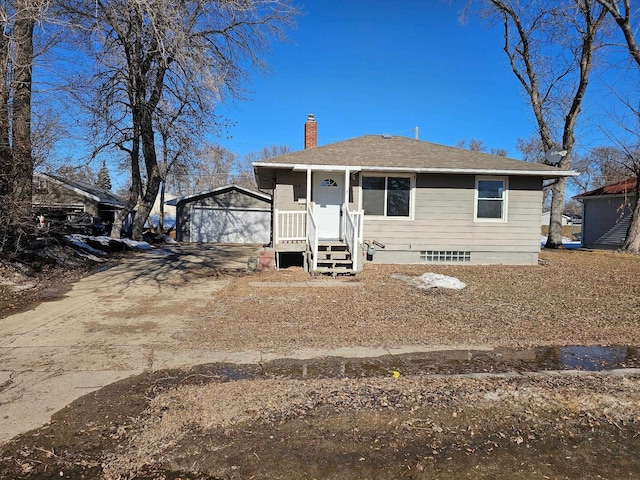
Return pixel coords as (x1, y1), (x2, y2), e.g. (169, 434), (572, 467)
(304, 113), (317, 149)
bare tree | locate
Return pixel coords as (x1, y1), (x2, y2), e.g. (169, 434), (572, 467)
(0, 0), (38, 255)
(153, 96), (207, 232)
(456, 138), (508, 156)
(238, 144), (293, 188)
(470, 0), (608, 248)
(63, 0), (296, 240)
(580, 146), (629, 188)
(517, 136), (554, 208)
(596, 0), (639, 66)
(51, 163), (96, 184)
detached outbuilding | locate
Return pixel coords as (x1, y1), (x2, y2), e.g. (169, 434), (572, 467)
(575, 177), (638, 249)
(168, 185), (271, 244)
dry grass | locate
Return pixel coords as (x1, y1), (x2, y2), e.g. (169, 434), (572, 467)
(178, 249), (640, 352)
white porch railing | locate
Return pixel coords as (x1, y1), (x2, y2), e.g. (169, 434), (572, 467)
(343, 204), (363, 272)
(273, 209), (306, 243)
(307, 207), (319, 271)
(275, 206), (363, 272)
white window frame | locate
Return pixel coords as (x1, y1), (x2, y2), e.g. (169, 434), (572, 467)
(360, 173), (415, 220)
(474, 176), (508, 223)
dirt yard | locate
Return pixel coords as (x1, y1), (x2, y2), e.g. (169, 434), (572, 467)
(1, 248), (640, 479)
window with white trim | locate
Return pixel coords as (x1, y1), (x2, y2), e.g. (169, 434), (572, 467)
(475, 177), (507, 221)
(362, 175), (413, 217)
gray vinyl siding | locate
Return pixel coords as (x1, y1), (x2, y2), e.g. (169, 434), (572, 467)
(270, 170), (545, 265)
(273, 170), (358, 211)
(273, 171), (307, 211)
(362, 174), (543, 258)
(582, 195), (636, 248)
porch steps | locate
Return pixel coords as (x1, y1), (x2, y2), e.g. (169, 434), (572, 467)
(310, 241), (355, 276)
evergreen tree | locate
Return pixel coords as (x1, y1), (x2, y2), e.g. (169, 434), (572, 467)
(96, 160), (112, 191)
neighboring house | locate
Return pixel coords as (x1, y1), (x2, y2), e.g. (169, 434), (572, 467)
(32, 172), (126, 233)
(541, 211), (572, 226)
(574, 178), (638, 249)
(252, 115), (577, 273)
(168, 185), (271, 244)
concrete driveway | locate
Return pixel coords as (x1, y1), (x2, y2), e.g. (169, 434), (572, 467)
(0, 244), (262, 443)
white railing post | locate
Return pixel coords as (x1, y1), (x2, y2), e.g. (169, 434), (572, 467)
(273, 208), (279, 245)
(343, 203), (359, 272)
(342, 204), (364, 272)
(307, 206), (319, 271)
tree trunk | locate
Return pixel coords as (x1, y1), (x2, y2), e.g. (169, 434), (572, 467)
(0, 0), (35, 253)
(0, 31), (10, 199)
(12, 0), (35, 205)
(621, 178), (640, 254)
(159, 181), (165, 233)
(545, 177), (568, 248)
(110, 136), (142, 238)
(130, 100), (162, 241)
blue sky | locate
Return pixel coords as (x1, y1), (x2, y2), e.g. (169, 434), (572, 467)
(45, 0), (637, 190)
(216, 0), (537, 158)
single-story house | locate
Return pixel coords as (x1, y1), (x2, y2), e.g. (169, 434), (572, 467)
(32, 172), (126, 233)
(252, 115), (577, 273)
(574, 177), (638, 249)
(168, 185), (271, 244)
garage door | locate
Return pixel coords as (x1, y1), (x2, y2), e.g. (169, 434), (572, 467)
(191, 207), (271, 244)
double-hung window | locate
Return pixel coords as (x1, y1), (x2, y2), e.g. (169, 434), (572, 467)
(362, 175), (412, 217)
(475, 177), (507, 221)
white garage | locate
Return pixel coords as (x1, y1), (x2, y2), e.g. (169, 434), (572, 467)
(191, 206), (270, 243)
(168, 185), (272, 244)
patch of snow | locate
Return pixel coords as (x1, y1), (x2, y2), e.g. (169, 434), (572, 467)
(75, 251), (107, 263)
(392, 273), (466, 290)
(119, 238), (153, 250)
(68, 234), (153, 253)
(540, 235), (582, 249)
(85, 235), (113, 247)
(162, 234), (177, 244)
(67, 235), (107, 257)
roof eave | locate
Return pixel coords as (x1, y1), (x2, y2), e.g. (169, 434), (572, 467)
(253, 162), (578, 178)
(575, 191), (636, 200)
(168, 184), (272, 205)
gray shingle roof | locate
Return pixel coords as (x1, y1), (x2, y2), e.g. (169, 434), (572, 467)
(253, 135), (576, 177)
(37, 172), (126, 207)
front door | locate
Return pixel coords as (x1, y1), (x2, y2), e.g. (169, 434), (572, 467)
(313, 173), (343, 240)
